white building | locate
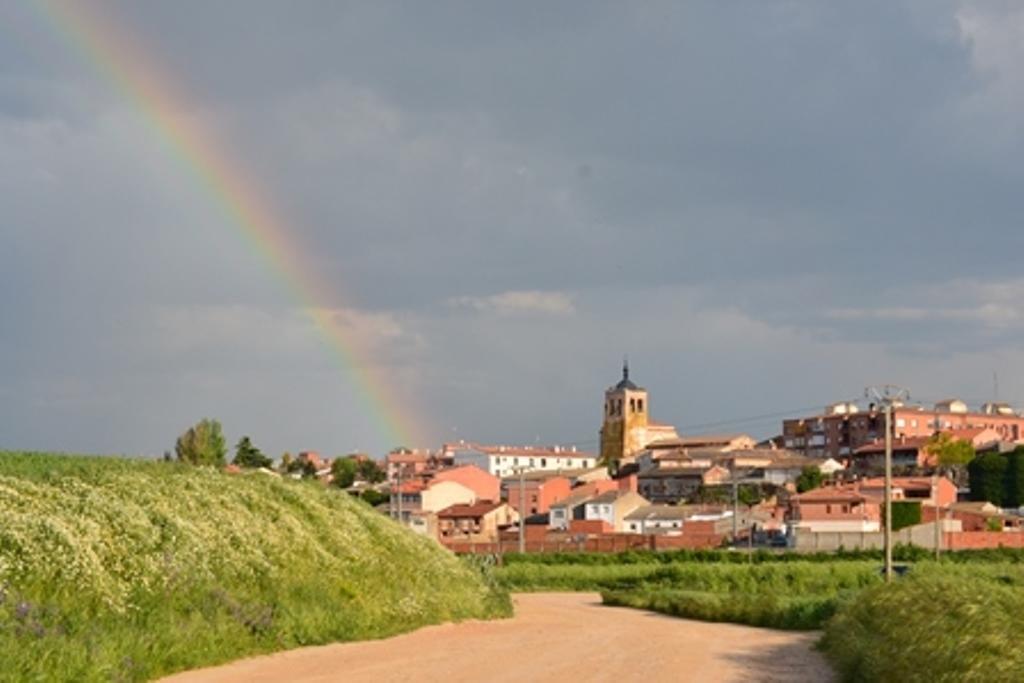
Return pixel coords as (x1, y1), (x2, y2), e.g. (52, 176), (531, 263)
(447, 443), (597, 478)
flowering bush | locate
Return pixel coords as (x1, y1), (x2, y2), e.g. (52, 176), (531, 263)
(0, 452), (509, 681)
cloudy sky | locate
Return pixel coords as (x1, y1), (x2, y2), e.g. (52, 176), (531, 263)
(2, 1), (1024, 458)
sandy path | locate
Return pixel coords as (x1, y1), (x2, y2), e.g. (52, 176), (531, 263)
(161, 593), (833, 683)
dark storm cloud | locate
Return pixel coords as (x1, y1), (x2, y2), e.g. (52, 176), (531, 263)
(1, 1), (1022, 455)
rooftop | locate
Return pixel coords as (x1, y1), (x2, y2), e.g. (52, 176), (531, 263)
(612, 361), (643, 391)
(624, 505), (691, 522)
(436, 501), (504, 519)
(793, 486), (867, 504)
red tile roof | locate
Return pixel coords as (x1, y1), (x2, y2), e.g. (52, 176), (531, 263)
(793, 486), (867, 504)
(436, 501), (504, 518)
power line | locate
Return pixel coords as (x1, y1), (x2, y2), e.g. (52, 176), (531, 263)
(547, 402), (839, 448)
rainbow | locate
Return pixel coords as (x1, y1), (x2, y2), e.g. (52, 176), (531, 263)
(33, 0), (423, 450)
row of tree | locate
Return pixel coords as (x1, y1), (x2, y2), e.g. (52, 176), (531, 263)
(170, 418), (386, 488)
(968, 447), (1024, 508)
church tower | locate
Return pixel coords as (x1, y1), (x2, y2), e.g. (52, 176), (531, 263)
(599, 361), (649, 466)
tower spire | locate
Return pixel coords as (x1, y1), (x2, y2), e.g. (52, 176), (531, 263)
(623, 355), (629, 382)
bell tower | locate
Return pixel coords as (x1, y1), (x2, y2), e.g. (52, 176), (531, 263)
(599, 360), (649, 466)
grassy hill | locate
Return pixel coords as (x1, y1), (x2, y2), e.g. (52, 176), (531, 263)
(0, 452), (509, 682)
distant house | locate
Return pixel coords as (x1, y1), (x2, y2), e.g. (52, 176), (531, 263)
(500, 472), (571, 517)
(436, 502), (518, 543)
(445, 442), (597, 478)
(637, 465), (730, 504)
(386, 450), (430, 480)
(623, 505), (689, 534)
(432, 464), (500, 502)
(851, 429), (1000, 475)
(858, 476), (957, 508)
(582, 490), (648, 532)
(394, 479), (477, 527)
(789, 486), (881, 533)
(548, 490), (596, 531)
(788, 476), (958, 535)
(753, 454), (816, 487)
(945, 501), (1024, 531)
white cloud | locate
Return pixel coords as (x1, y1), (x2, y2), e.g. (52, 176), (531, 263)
(955, 2), (1024, 137)
(824, 277), (1024, 329)
(447, 290), (576, 316)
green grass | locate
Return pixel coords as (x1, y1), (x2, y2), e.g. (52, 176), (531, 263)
(821, 574), (1024, 681)
(0, 452), (510, 682)
(602, 588), (840, 630)
(499, 553), (1024, 643)
(498, 559), (883, 594)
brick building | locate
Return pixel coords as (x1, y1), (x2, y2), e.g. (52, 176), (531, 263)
(783, 400), (1024, 460)
(500, 472), (572, 517)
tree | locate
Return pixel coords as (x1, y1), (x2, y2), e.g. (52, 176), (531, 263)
(360, 489), (389, 506)
(331, 458), (358, 488)
(175, 418), (227, 466)
(355, 458), (386, 484)
(279, 452), (294, 473)
(968, 452), (1007, 506)
(233, 436), (272, 469)
(889, 501), (922, 531)
(796, 466), (823, 493)
(926, 432), (975, 478)
(1003, 448), (1024, 509)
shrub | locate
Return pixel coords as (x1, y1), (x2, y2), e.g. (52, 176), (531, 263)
(602, 588), (840, 630)
(969, 453), (1008, 506)
(889, 501), (922, 531)
(0, 452), (508, 681)
(821, 574), (1024, 682)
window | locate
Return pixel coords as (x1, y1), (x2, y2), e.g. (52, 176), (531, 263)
(826, 504), (832, 514)
(541, 458), (547, 467)
(638, 399), (644, 413)
(630, 398), (636, 413)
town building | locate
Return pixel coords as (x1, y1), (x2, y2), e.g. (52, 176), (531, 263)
(788, 486), (881, 533)
(647, 433), (757, 453)
(787, 476), (957, 534)
(782, 399), (1024, 460)
(849, 428), (1001, 475)
(445, 442), (597, 478)
(599, 362), (679, 467)
(431, 464), (500, 502)
(436, 502), (518, 543)
(582, 490), (649, 532)
(637, 465), (731, 504)
(385, 449), (431, 481)
(500, 472), (572, 517)
(393, 479), (476, 526)
(548, 488), (607, 531)
(623, 505), (689, 534)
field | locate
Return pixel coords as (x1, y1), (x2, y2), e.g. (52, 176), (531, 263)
(496, 550), (1024, 680)
(0, 452), (509, 682)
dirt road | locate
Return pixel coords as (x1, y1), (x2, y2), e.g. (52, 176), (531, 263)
(162, 593), (833, 682)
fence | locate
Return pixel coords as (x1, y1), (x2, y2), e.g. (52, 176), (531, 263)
(444, 532), (724, 555)
(794, 522), (1024, 552)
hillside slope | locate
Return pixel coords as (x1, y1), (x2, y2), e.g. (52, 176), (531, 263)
(0, 452), (508, 682)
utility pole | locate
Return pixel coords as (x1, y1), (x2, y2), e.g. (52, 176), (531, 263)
(866, 385), (910, 583)
(933, 473), (941, 561)
(730, 467), (758, 547)
(519, 467), (526, 554)
(396, 466), (403, 524)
